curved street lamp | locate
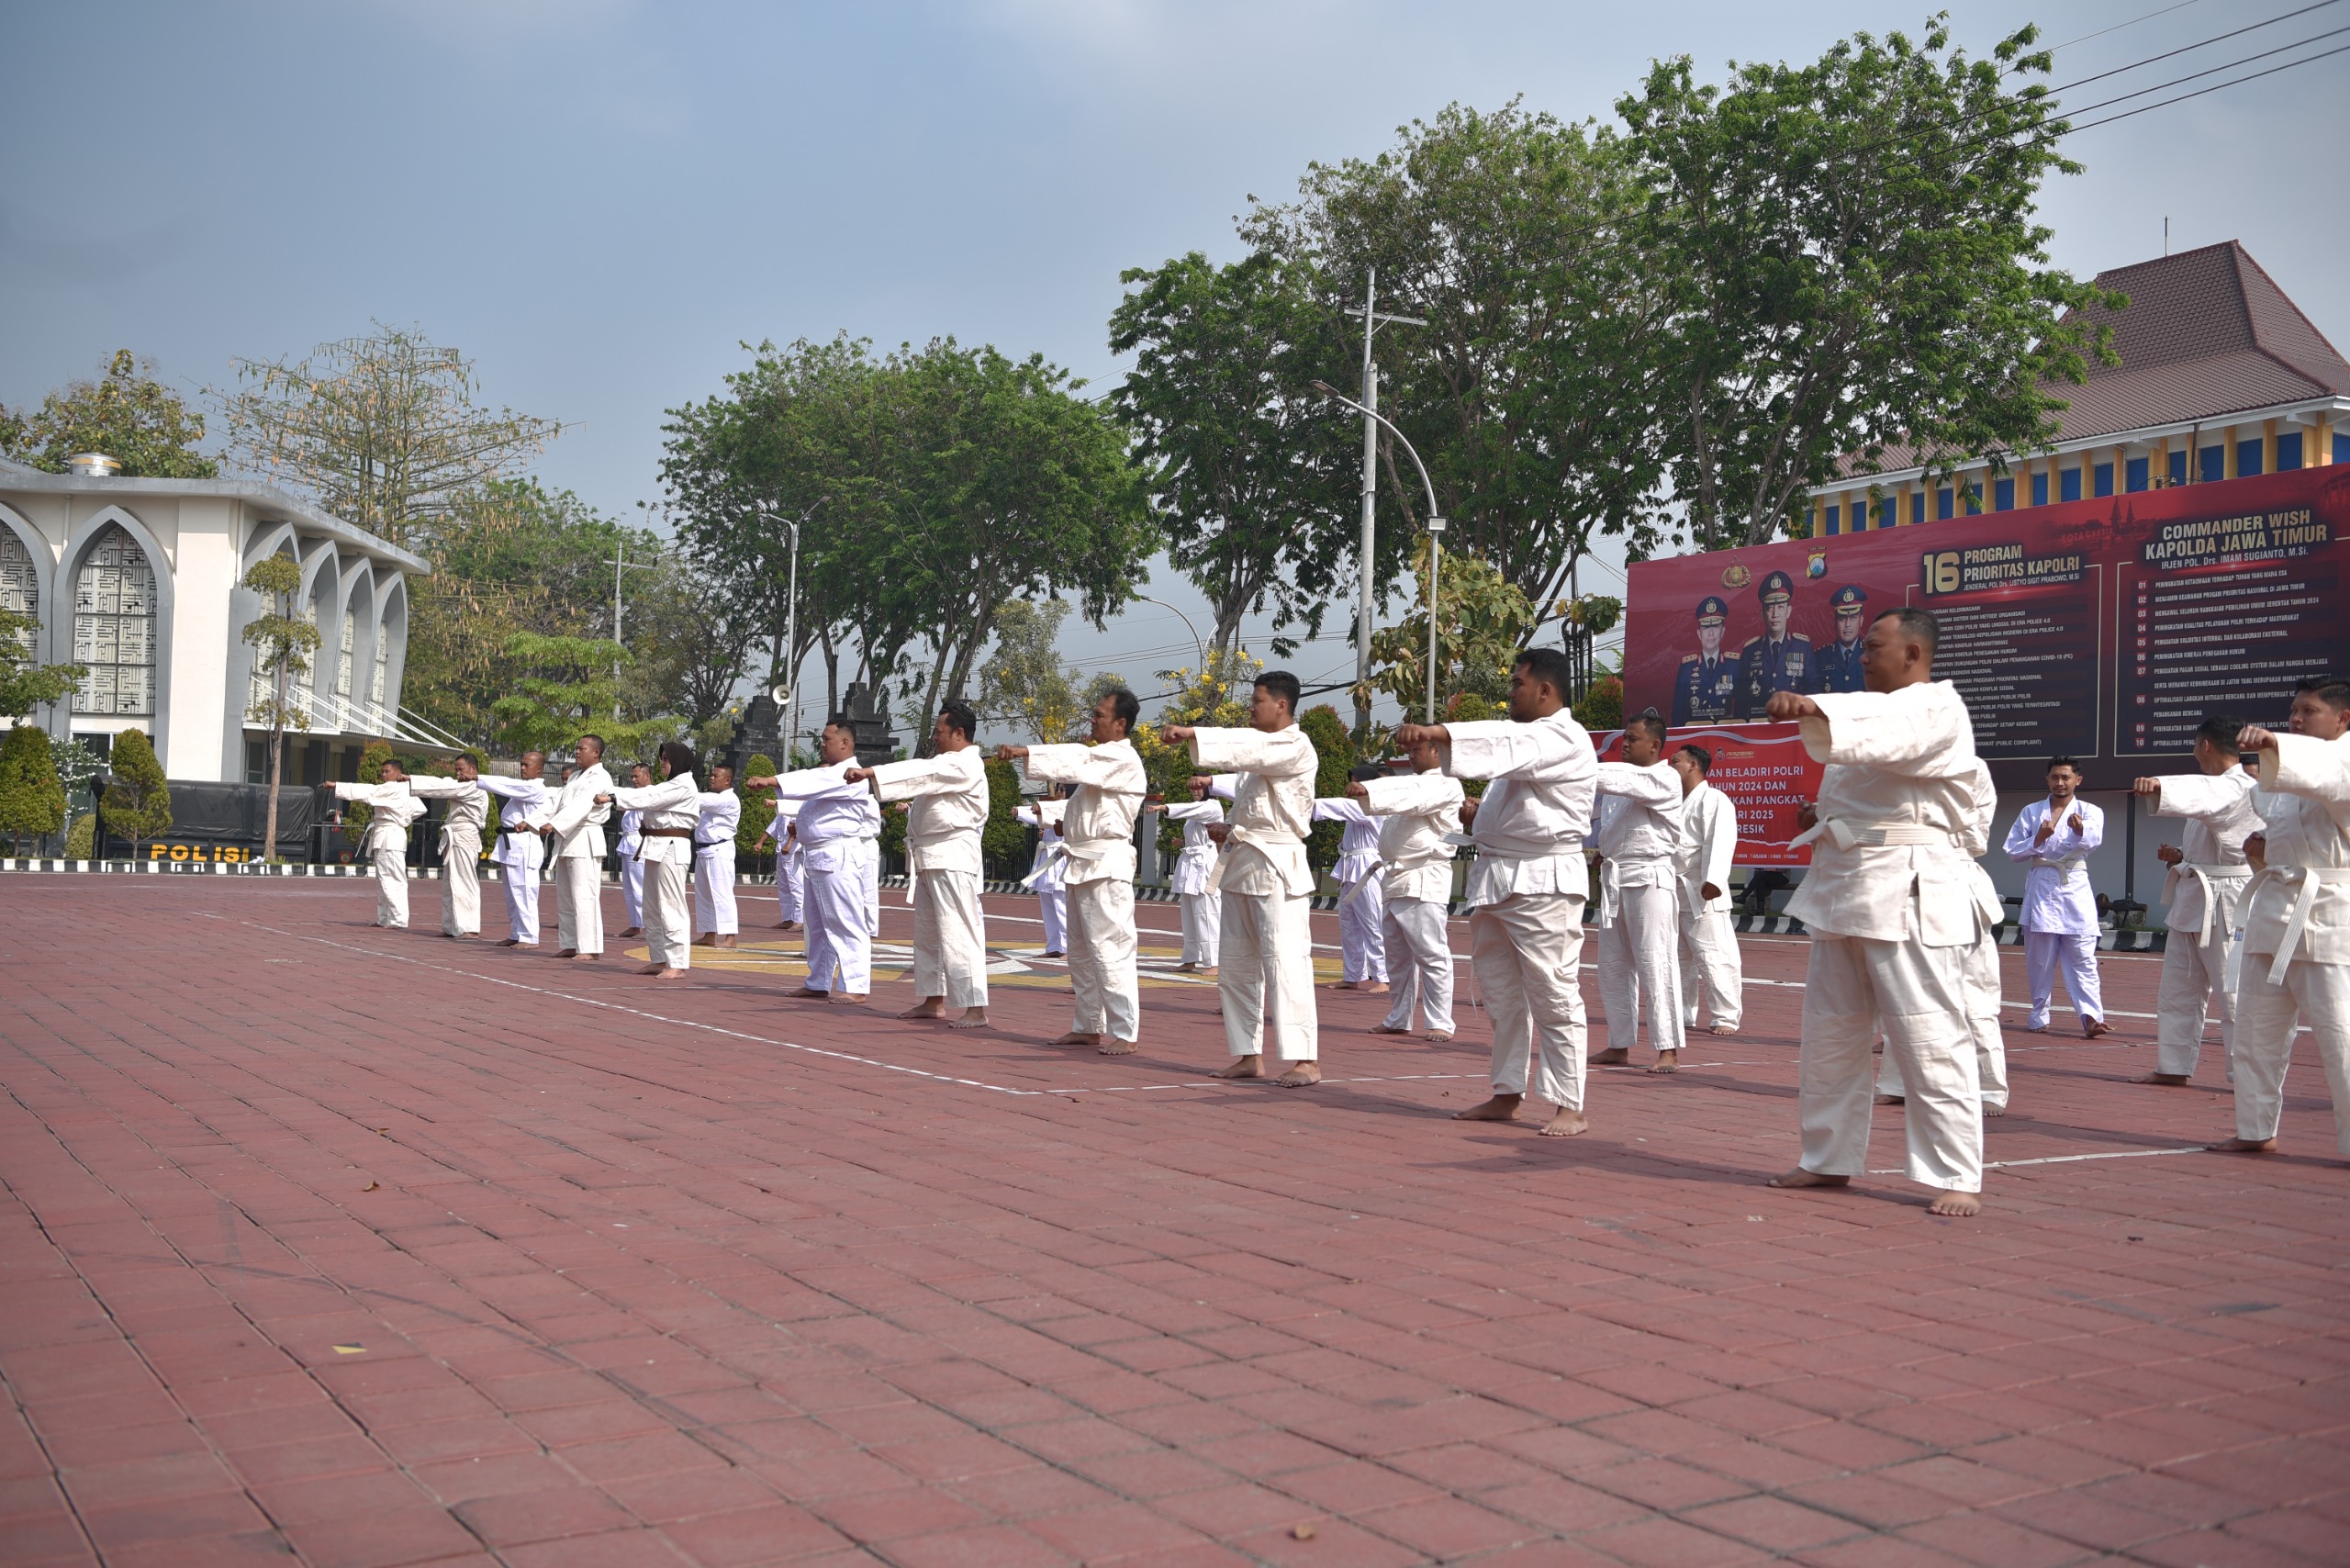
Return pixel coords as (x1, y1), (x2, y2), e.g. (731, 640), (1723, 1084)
(1135, 594), (1207, 700)
(1311, 382), (1445, 724)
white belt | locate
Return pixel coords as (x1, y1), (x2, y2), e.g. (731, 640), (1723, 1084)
(1790, 817), (1962, 851)
(1204, 824), (1308, 897)
(1020, 841), (1069, 890)
(1337, 859), (1387, 910)
(2248, 865), (2350, 983)
(2176, 862), (2252, 950)
(2029, 853), (2087, 878)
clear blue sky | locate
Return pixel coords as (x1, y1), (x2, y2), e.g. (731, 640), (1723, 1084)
(6, 0), (2344, 722)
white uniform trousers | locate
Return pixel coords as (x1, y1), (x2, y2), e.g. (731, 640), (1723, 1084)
(499, 851), (542, 946)
(2155, 931), (2240, 1080)
(1596, 883), (1685, 1058)
(1878, 927), (2009, 1111)
(2022, 929), (2104, 1028)
(641, 858), (692, 970)
(441, 830), (481, 937)
(1472, 893), (1586, 1108)
(1038, 886), (1068, 953)
(776, 851), (805, 924)
(694, 845), (739, 936)
(1069, 879), (1140, 1043)
(1219, 888), (1317, 1060)
(912, 868), (989, 1008)
(373, 840), (410, 929)
(2232, 956), (2350, 1155)
(1678, 904), (1743, 1031)
(1800, 933), (1984, 1192)
(620, 854), (645, 929)
(554, 857), (604, 956)
(804, 860), (874, 996)
(1379, 898), (1455, 1036)
(1338, 876), (1388, 983)
(1180, 891), (1222, 968)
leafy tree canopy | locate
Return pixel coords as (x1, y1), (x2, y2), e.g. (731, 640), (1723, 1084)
(1, 350), (218, 478)
(0, 608), (86, 721)
(0, 723), (68, 852)
(101, 727), (172, 849)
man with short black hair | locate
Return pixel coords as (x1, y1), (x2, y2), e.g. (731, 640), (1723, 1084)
(1670, 743), (1741, 1034)
(1312, 767), (1392, 992)
(692, 764), (744, 949)
(327, 758), (425, 929)
(1588, 711), (1687, 1072)
(1352, 734), (1464, 1041)
(532, 735), (613, 960)
(855, 701), (991, 1027)
(616, 763), (651, 937)
(478, 752), (550, 946)
(406, 755), (488, 938)
(2006, 755), (2108, 1036)
(2132, 717), (2258, 1086)
(749, 717), (882, 1002)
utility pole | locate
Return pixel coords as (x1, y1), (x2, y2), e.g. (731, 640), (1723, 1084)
(1349, 271), (1426, 739)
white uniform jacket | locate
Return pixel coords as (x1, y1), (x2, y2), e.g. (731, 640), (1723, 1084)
(331, 781), (425, 857)
(616, 807), (644, 858)
(406, 775), (488, 840)
(533, 763), (614, 861)
(1356, 771), (1465, 905)
(1444, 710), (1599, 907)
(1016, 800), (1069, 889)
(2151, 768), (2259, 939)
(1310, 799), (1384, 886)
(873, 749), (988, 877)
(2242, 732), (2350, 973)
(1591, 759), (1685, 922)
(772, 763), (884, 877)
(1675, 779), (1738, 915)
(694, 789), (742, 850)
(1024, 739), (1147, 886)
(2005, 796), (2104, 935)
(477, 776), (549, 870)
(1187, 726), (1317, 898)
(1163, 799), (1225, 896)
(607, 773), (701, 863)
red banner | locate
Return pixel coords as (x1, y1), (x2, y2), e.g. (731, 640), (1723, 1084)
(1593, 722), (1823, 867)
(1623, 466), (2350, 790)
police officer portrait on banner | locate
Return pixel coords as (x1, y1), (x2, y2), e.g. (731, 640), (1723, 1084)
(1814, 585), (1868, 693)
(1734, 569), (1815, 716)
(1673, 595), (1740, 723)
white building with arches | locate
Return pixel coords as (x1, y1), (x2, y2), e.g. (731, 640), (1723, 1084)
(0, 455), (447, 785)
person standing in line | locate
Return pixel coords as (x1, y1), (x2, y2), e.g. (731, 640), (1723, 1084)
(855, 700), (991, 1028)
(1162, 670), (1322, 1086)
(477, 754), (549, 947)
(1396, 648), (1601, 1136)
(406, 756), (488, 939)
(531, 735), (613, 961)
(2005, 756), (2110, 1036)
(2133, 718), (2258, 1087)
(1312, 769), (1390, 992)
(1151, 787), (1225, 973)
(746, 717), (881, 1003)
(1668, 743), (1742, 1036)
(1015, 789), (1070, 957)
(2212, 677), (2350, 1159)
(598, 742), (699, 979)
(615, 764), (650, 938)
(1350, 734), (1464, 1041)
(1001, 688), (1148, 1054)
(1877, 759), (2011, 1116)
(691, 763), (743, 949)
(766, 811), (805, 931)
(326, 759), (425, 929)
(1587, 712), (1688, 1073)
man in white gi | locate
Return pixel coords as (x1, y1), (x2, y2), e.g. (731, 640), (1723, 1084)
(406, 756), (488, 939)
(1764, 607), (1991, 1217)
(1348, 735), (1463, 1041)
(1667, 744), (1742, 1035)
(1876, 759), (2010, 1116)
(477, 753), (549, 947)
(2004, 757), (2110, 1036)
(326, 760), (425, 929)
(767, 812), (805, 931)
(1001, 688), (1148, 1053)
(529, 735), (612, 960)
(598, 742), (700, 979)
(1162, 669), (1322, 1085)
(1587, 712), (1689, 1073)
(692, 763), (743, 949)
(1155, 789), (1225, 972)
(854, 700), (990, 1028)
(1016, 791), (1070, 956)
(616, 764), (650, 937)
(747, 717), (882, 1002)
(2133, 717), (2258, 1086)
(1397, 647), (1600, 1136)
(2212, 676), (2350, 1159)
(1312, 777), (1389, 991)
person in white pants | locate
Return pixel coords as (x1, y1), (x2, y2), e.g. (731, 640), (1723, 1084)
(1154, 793), (1224, 972)
(749, 717), (882, 1002)
(530, 736), (612, 961)
(1163, 670), (1322, 1086)
(2133, 718), (2258, 1086)
(1765, 607), (1992, 1217)
(692, 764), (743, 948)
(1003, 688), (1148, 1053)
(1350, 734), (1463, 1040)
(599, 743), (700, 979)
(406, 756), (488, 938)
(2005, 758), (2109, 1036)
(2213, 678), (2350, 1159)
(478, 755), (548, 947)
(859, 701), (991, 1027)
(1587, 713), (1688, 1072)
(1312, 784), (1389, 991)
(328, 761), (425, 929)
(1016, 793), (1069, 955)
(615, 765), (649, 936)
(1668, 744), (1741, 1034)
(767, 812), (805, 930)
(1878, 760), (2010, 1115)
(1398, 648), (1599, 1136)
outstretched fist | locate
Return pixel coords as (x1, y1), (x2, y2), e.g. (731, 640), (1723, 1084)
(1764, 690), (1821, 722)
(1393, 723), (1448, 749)
(993, 745), (1029, 764)
(1344, 779), (1370, 801)
(1187, 774), (1212, 801)
(1158, 723), (1196, 746)
(2132, 776), (2165, 795)
(844, 766), (876, 785)
(2238, 724), (2278, 753)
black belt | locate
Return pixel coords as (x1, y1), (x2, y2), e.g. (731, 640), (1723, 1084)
(641, 827), (694, 839)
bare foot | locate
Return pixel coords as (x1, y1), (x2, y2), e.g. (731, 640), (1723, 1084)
(836, 993), (868, 1004)
(1649, 1051), (1678, 1075)
(1369, 1024), (1412, 1036)
(1176, 960), (1198, 973)
(1588, 1047), (1628, 1066)
(1766, 1168), (1852, 1189)
(1928, 1189), (1983, 1217)
(1051, 1030), (1103, 1048)
(789, 987), (831, 1000)
(1198, 966), (1217, 978)
(716, 935), (737, 949)
(1708, 1023), (1738, 1035)
(1358, 981), (1390, 995)
(782, 921), (801, 931)
(1985, 1103), (2008, 1116)
(559, 947), (577, 958)
(1214, 1056), (1265, 1080)
(1042, 949), (1066, 958)
(620, 926), (643, 938)
(1276, 1062), (1321, 1087)
(2084, 1018), (2114, 1038)
(1425, 1031), (1453, 1043)
(650, 967), (688, 980)
(2209, 1136), (2277, 1154)
(498, 938), (522, 947)
(900, 1000), (947, 1020)
(1333, 980), (1359, 991)
(1874, 1092), (1906, 1105)
(572, 952), (600, 960)
(948, 1010), (990, 1030)
(693, 934), (715, 946)
(2134, 1071), (2190, 1086)
(1539, 1107), (1590, 1137)
(1452, 1093), (1522, 1122)
(1099, 1038), (1138, 1056)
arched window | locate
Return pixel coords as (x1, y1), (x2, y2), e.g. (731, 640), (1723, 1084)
(73, 525), (156, 716)
(0, 530), (35, 656)
(369, 624), (387, 708)
(337, 610), (355, 700)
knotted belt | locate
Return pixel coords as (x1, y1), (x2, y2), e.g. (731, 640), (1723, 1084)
(2173, 861), (2252, 951)
(1789, 817), (1963, 851)
(2246, 864), (2350, 983)
(1203, 823), (1310, 898)
(1019, 837), (1069, 891)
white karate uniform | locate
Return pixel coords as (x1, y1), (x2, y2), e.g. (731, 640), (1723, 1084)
(2150, 769), (2258, 1079)
(2232, 733), (2350, 1155)
(692, 790), (742, 937)
(1787, 680), (1995, 1193)
(617, 808), (645, 928)
(478, 775), (548, 944)
(1446, 711), (1600, 1108)
(1592, 759), (1687, 1061)
(774, 764), (882, 995)
(331, 781), (424, 929)
(872, 748), (991, 1010)
(406, 774), (487, 937)
(1357, 770), (1465, 1036)
(2005, 796), (2106, 1029)
(1016, 800), (1070, 952)
(1189, 725), (1320, 1062)
(1163, 799), (1225, 967)
(1026, 739), (1148, 1042)
(1312, 799), (1389, 983)
(532, 763), (612, 957)
(1674, 778), (1742, 1031)
(1878, 762), (2009, 1111)
(773, 812), (804, 924)
(608, 772), (700, 970)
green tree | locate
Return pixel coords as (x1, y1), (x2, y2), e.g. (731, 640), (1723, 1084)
(1574, 673), (1625, 733)
(735, 751), (777, 859)
(1618, 20), (2116, 548)
(241, 556), (324, 862)
(490, 633), (664, 757)
(978, 598), (1079, 743)
(0, 608), (86, 720)
(1296, 703), (1354, 878)
(0, 350), (219, 477)
(341, 739), (395, 846)
(981, 756), (1028, 876)
(622, 561), (764, 734)
(0, 724), (69, 854)
(65, 810), (95, 859)
(101, 727), (172, 857)
(1366, 540), (1539, 721)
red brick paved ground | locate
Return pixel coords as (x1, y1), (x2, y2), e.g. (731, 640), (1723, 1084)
(3, 877), (2345, 1568)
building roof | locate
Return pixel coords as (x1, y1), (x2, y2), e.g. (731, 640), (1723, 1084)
(0, 456), (429, 573)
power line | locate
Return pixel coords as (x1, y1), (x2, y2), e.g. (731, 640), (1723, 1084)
(2043, 0), (2207, 53)
(2057, 18), (2350, 115)
(2049, 0), (2340, 90)
(2067, 35), (2350, 129)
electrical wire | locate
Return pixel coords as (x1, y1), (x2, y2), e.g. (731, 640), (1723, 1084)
(2066, 35), (2350, 128)
(2048, 0), (2340, 90)
(2056, 19), (2350, 116)
(2042, 0), (2207, 54)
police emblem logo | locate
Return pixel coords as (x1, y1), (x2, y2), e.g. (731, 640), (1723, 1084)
(1806, 552), (1827, 579)
(1720, 563), (1751, 589)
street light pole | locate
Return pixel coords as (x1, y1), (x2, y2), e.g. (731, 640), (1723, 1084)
(608, 550), (657, 722)
(757, 510), (806, 765)
(1348, 272), (1426, 739)
(1314, 382), (1443, 724)
(1136, 594), (1207, 696)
